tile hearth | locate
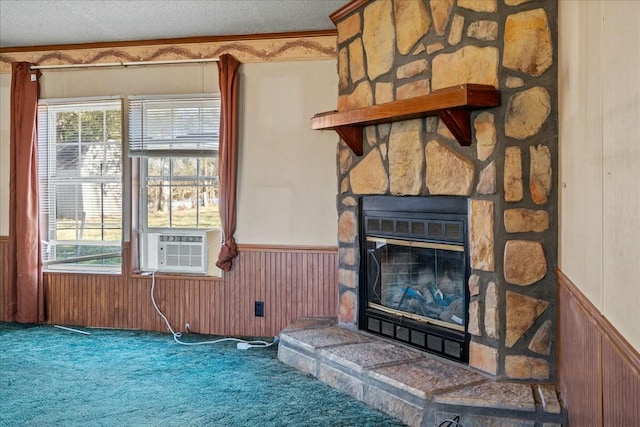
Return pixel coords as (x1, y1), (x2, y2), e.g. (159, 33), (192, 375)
(278, 318), (565, 427)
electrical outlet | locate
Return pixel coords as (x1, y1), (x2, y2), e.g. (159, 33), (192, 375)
(255, 301), (265, 317)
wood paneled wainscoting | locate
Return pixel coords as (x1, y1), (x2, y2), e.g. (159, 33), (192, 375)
(557, 269), (639, 426)
(0, 237), (338, 338)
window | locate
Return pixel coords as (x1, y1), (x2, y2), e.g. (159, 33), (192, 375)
(128, 95), (221, 231)
(128, 95), (221, 274)
(38, 99), (123, 272)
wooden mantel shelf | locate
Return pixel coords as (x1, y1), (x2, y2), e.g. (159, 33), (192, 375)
(311, 83), (500, 156)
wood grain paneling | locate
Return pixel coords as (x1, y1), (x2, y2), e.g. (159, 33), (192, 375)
(557, 269), (640, 427)
(0, 236), (7, 320)
(603, 334), (640, 426)
(558, 270), (602, 427)
(0, 237), (337, 338)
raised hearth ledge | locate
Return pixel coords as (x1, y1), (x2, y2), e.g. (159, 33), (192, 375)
(278, 318), (565, 427)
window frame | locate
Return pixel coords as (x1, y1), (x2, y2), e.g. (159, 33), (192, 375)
(38, 97), (124, 274)
(128, 94), (222, 275)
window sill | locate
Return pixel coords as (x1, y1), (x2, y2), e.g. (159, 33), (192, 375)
(43, 269), (122, 276)
(130, 271), (223, 282)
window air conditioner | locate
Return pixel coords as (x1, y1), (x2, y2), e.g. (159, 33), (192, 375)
(142, 230), (221, 276)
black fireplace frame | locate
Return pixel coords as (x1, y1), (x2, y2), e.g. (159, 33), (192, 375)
(358, 195), (471, 363)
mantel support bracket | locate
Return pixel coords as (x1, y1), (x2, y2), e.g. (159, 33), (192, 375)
(334, 126), (363, 156)
(437, 109), (472, 146)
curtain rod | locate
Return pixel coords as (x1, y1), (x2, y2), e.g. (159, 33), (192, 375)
(30, 58), (220, 70)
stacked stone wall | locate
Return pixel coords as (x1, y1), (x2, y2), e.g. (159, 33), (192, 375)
(334, 0), (557, 381)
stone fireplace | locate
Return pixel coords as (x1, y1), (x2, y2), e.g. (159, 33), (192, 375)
(333, 0), (558, 381)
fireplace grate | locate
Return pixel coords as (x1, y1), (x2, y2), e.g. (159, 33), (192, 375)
(366, 217), (464, 244)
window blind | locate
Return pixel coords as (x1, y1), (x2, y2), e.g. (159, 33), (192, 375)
(37, 100), (123, 270)
(128, 95), (220, 157)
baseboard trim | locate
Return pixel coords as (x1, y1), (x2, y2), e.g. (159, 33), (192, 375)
(237, 244), (337, 254)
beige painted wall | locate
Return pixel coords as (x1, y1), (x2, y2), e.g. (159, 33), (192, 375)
(559, 0), (640, 349)
(0, 60), (338, 245)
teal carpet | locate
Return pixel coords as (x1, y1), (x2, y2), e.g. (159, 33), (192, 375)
(0, 323), (405, 427)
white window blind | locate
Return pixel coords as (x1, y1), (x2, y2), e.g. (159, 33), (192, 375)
(37, 99), (123, 271)
(128, 95), (220, 157)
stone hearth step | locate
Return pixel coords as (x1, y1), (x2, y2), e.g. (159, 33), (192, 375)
(278, 317), (566, 427)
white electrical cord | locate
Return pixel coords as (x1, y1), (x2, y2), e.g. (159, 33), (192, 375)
(146, 272), (279, 350)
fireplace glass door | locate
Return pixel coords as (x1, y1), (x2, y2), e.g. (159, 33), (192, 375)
(365, 237), (465, 332)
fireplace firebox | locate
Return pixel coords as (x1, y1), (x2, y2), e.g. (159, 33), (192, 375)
(359, 196), (470, 363)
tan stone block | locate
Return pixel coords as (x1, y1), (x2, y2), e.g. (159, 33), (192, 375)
(530, 145), (552, 205)
(340, 176), (350, 194)
(437, 119), (455, 140)
(378, 123), (391, 139)
(425, 140), (475, 196)
(413, 43), (426, 55)
(458, 0), (498, 13)
(350, 149), (389, 194)
(394, 0), (431, 55)
(337, 12), (361, 44)
(426, 116), (438, 133)
(485, 281), (499, 340)
(363, 0), (395, 80)
(432, 45), (499, 90)
(504, 240), (547, 285)
(342, 196), (357, 207)
(505, 355), (550, 380)
(366, 385), (424, 427)
(338, 80), (373, 112)
(504, 147), (523, 202)
(528, 319), (552, 355)
(504, 209), (549, 233)
(505, 0), (533, 5)
(505, 86), (551, 139)
(537, 383), (562, 414)
(468, 20), (499, 41)
(477, 161), (496, 195)
(319, 364), (364, 400)
(448, 14), (464, 46)
(506, 290), (549, 347)
(468, 341), (497, 375)
(427, 42), (445, 54)
(468, 274), (481, 296)
(338, 210), (357, 243)
(470, 199), (495, 271)
(475, 112), (496, 161)
(396, 79), (431, 100)
(430, 0), (454, 36)
(339, 268), (356, 288)
(339, 248), (357, 266)
(375, 82), (394, 104)
(505, 76), (524, 88)
(389, 120), (424, 196)
(339, 148), (353, 174)
(380, 142), (388, 160)
(348, 38), (366, 84)
(468, 300), (481, 336)
(338, 290), (357, 324)
(504, 8), (552, 77)
(396, 59), (428, 80)
(338, 47), (349, 90)
(365, 125), (377, 146)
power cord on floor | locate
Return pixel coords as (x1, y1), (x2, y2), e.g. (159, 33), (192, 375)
(145, 271), (279, 350)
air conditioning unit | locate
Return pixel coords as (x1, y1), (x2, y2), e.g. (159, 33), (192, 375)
(141, 230), (221, 276)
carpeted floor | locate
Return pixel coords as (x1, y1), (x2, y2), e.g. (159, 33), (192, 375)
(0, 323), (405, 427)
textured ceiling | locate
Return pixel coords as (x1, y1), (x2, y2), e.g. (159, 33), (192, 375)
(0, 0), (347, 49)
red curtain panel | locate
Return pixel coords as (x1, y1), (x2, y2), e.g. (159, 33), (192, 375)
(8, 62), (44, 323)
(215, 54), (241, 272)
